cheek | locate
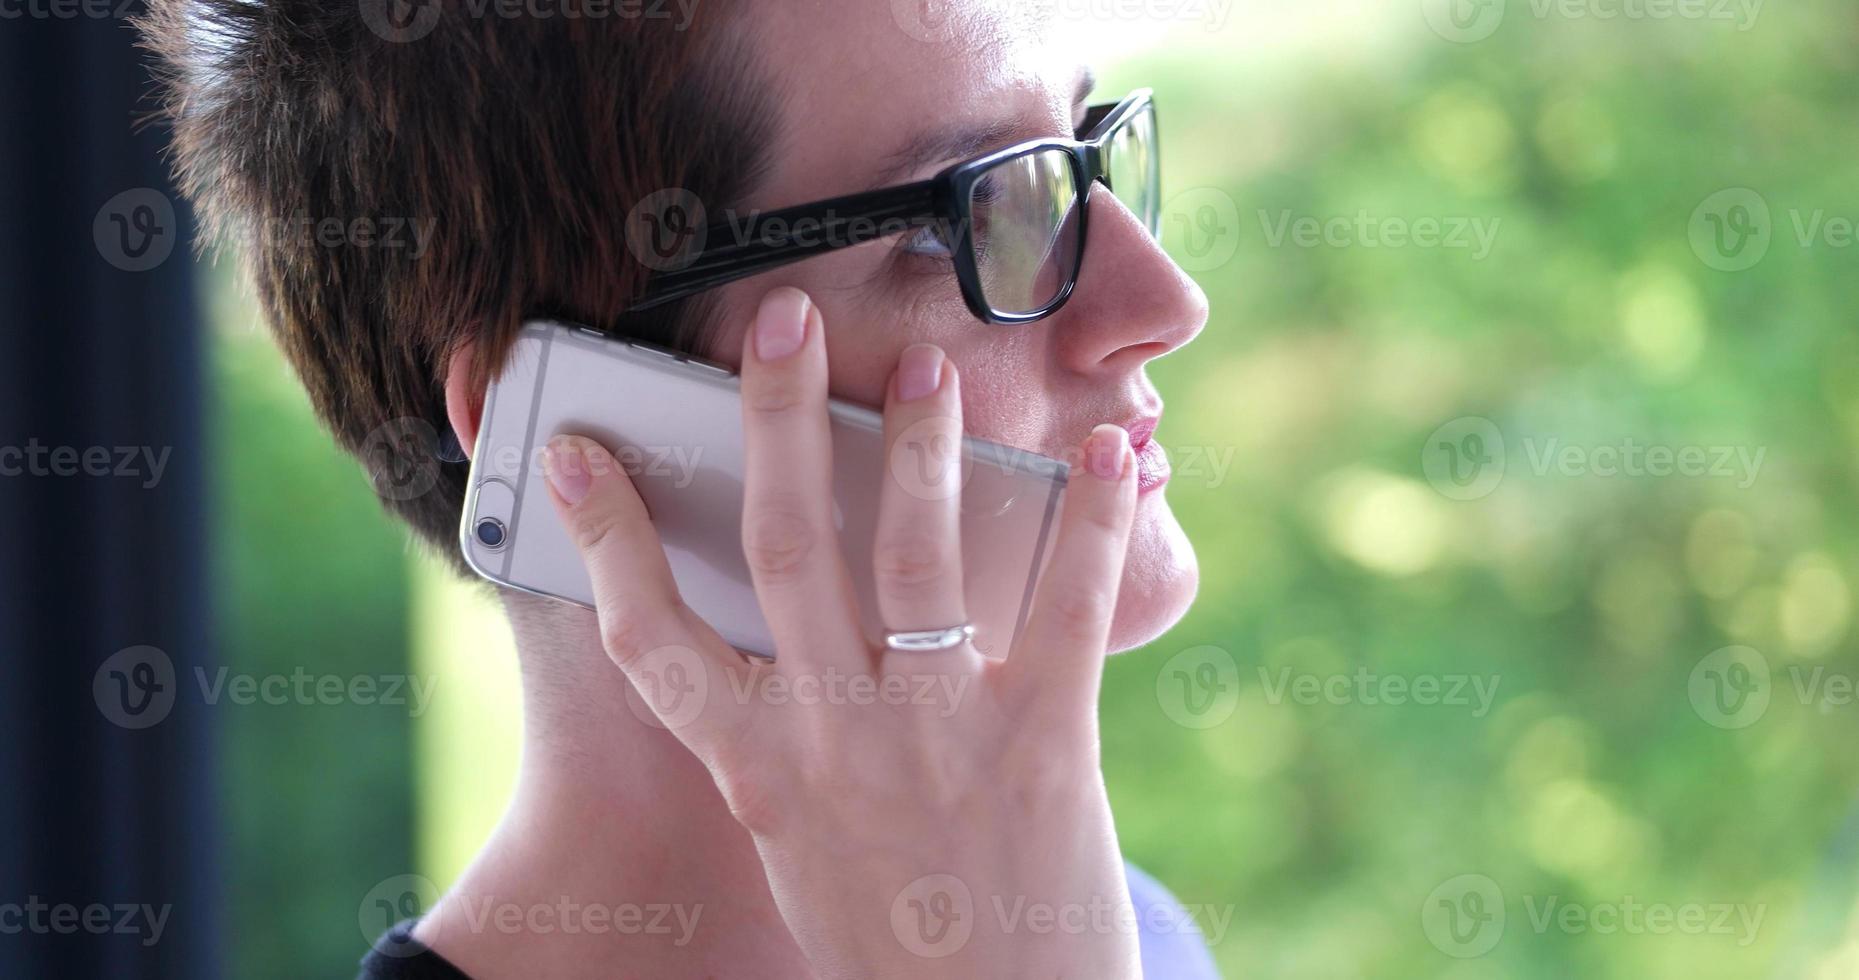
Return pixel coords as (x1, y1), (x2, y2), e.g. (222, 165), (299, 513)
(942, 328), (1062, 451)
(821, 280), (972, 405)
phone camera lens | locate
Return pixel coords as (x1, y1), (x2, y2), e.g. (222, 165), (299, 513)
(474, 517), (507, 549)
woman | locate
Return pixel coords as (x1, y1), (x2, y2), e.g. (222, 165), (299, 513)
(146, 0), (1212, 974)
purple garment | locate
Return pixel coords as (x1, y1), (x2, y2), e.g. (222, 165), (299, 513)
(1127, 862), (1224, 979)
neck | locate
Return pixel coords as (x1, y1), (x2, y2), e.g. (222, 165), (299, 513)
(413, 593), (809, 979)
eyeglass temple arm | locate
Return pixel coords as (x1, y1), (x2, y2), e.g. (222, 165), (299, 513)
(627, 181), (944, 312)
(1078, 102), (1117, 135)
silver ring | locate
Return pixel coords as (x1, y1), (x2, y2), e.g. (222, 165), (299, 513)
(883, 624), (975, 653)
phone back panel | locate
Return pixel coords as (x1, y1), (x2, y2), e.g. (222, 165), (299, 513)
(461, 321), (1066, 659)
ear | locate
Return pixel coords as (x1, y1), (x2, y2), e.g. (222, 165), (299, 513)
(443, 342), (484, 461)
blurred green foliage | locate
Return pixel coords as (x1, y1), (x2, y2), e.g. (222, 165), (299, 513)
(1099, 6), (1859, 978)
(213, 5), (1859, 977)
(209, 275), (419, 979)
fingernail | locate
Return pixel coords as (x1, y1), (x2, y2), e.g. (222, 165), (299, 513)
(1087, 424), (1131, 481)
(754, 288), (810, 362)
(894, 344), (945, 402)
(545, 436), (592, 505)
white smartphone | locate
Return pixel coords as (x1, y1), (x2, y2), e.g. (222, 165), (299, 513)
(459, 320), (1068, 659)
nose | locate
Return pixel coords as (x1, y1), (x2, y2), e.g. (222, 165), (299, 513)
(1047, 183), (1208, 375)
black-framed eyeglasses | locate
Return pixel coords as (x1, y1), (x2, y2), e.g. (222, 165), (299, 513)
(626, 89), (1159, 325)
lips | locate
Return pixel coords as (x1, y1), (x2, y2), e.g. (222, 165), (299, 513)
(1124, 416), (1169, 493)
(1133, 436), (1170, 493)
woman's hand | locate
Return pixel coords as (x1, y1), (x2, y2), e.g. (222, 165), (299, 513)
(541, 287), (1143, 978)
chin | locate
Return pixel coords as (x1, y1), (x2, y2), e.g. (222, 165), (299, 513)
(1105, 490), (1199, 653)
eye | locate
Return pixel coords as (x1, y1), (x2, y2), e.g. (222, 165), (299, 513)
(970, 173), (1002, 208)
(899, 223), (954, 259)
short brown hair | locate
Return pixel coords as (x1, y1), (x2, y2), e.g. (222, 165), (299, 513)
(139, 0), (776, 570)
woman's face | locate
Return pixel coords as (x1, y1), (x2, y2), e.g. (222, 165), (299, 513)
(703, 1), (1209, 653)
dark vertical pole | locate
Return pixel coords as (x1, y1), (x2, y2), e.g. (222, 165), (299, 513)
(0, 4), (218, 978)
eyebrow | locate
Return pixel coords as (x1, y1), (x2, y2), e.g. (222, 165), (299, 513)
(864, 69), (1100, 190)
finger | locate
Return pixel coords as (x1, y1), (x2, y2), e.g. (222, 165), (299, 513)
(543, 433), (747, 739)
(874, 344), (982, 673)
(999, 423), (1137, 710)
(737, 287), (865, 667)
